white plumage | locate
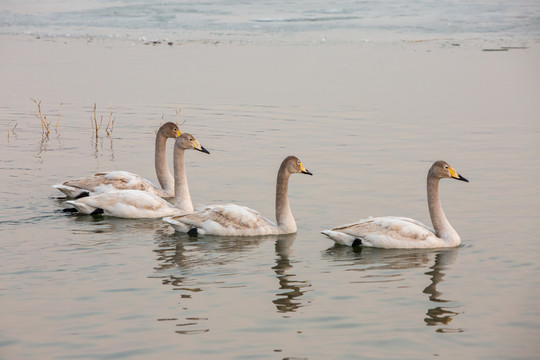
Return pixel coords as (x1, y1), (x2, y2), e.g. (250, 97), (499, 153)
(322, 216), (440, 248)
(65, 190), (183, 218)
(53, 122), (180, 198)
(63, 132), (209, 218)
(165, 204), (279, 235)
(322, 160), (468, 249)
(53, 170), (163, 198)
(164, 156), (313, 236)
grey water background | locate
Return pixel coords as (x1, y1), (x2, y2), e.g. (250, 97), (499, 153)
(1, 1), (540, 359)
(1, 0), (540, 43)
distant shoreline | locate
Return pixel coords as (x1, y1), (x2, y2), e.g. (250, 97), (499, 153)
(1, 31), (537, 49)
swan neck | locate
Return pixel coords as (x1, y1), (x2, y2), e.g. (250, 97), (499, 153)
(427, 175), (459, 244)
(173, 146), (193, 212)
(275, 166), (296, 234)
(155, 132), (174, 193)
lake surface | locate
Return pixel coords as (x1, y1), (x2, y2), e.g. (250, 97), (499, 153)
(1, 2), (540, 359)
(1, 0), (539, 43)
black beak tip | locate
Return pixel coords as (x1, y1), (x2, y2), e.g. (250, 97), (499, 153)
(458, 175), (469, 182)
(200, 146), (210, 155)
(303, 170), (313, 176)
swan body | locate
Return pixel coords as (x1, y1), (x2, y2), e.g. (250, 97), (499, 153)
(165, 203), (279, 236)
(322, 161), (468, 249)
(64, 132), (209, 218)
(65, 190), (183, 218)
(54, 171), (166, 198)
(164, 155), (312, 236)
(53, 122), (181, 198)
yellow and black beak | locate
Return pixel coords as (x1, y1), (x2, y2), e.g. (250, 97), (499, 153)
(300, 162), (313, 176)
(193, 140), (210, 154)
(449, 167), (468, 182)
(176, 129), (182, 138)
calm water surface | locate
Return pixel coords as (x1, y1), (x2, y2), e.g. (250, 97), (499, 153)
(1, 0), (539, 43)
(1, 3), (540, 358)
(1, 95), (539, 358)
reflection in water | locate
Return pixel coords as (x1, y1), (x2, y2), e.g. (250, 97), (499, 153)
(323, 246), (463, 333)
(37, 135), (49, 165)
(88, 132), (115, 161)
(152, 231), (266, 334)
(422, 250), (464, 333)
(272, 234), (311, 313)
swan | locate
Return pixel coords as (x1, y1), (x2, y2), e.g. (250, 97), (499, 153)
(64, 132), (209, 218)
(53, 122), (181, 198)
(163, 155), (313, 236)
(321, 160), (468, 249)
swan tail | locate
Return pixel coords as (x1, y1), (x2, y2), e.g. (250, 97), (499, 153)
(163, 217), (190, 233)
(52, 184), (89, 199)
(321, 230), (358, 246)
(65, 200), (100, 215)
(163, 217), (207, 235)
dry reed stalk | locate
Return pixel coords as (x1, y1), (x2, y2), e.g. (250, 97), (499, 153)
(8, 123), (17, 141)
(110, 116), (116, 135)
(105, 105), (114, 136)
(90, 103), (104, 138)
(93, 103), (98, 136)
(106, 107), (112, 135)
(31, 98), (51, 137)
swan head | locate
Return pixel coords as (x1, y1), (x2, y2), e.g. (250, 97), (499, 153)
(430, 160), (468, 182)
(159, 122), (182, 138)
(282, 155), (313, 176)
(176, 132), (210, 154)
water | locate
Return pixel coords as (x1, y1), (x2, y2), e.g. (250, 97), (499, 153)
(1, 2), (540, 359)
(1, 0), (539, 43)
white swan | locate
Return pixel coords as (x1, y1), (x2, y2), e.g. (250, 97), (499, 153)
(53, 122), (181, 198)
(321, 160), (468, 249)
(64, 132), (209, 218)
(163, 156), (312, 236)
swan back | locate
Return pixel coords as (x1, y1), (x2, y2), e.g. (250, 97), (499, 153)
(164, 204), (278, 236)
(322, 160), (468, 249)
(164, 155), (311, 236)
(323, 216), (441, 248)
(66, 190), (182, 218)
(54, 122), (181, 198)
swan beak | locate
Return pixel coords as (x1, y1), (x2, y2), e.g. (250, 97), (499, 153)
(176, 130), (182, 138)
(300, 162), (313, 176)
(449, 167), (469, 182)
(193, 140), (210, 154)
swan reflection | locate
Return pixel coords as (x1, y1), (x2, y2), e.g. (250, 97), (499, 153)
(272, 234), (311, 313)
(422, 250), (463, 332)
(152, 231), (267, 334)
(153, 231), (266, 272)
(323, 246), (462, 333)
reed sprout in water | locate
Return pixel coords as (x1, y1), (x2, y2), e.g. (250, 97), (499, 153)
(90, 103), (102, 137)
(7, 122), (17, 142)
(32, 98), (52, 137)
(90, 103), (116, 137)
(105, 105), (115, 136)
